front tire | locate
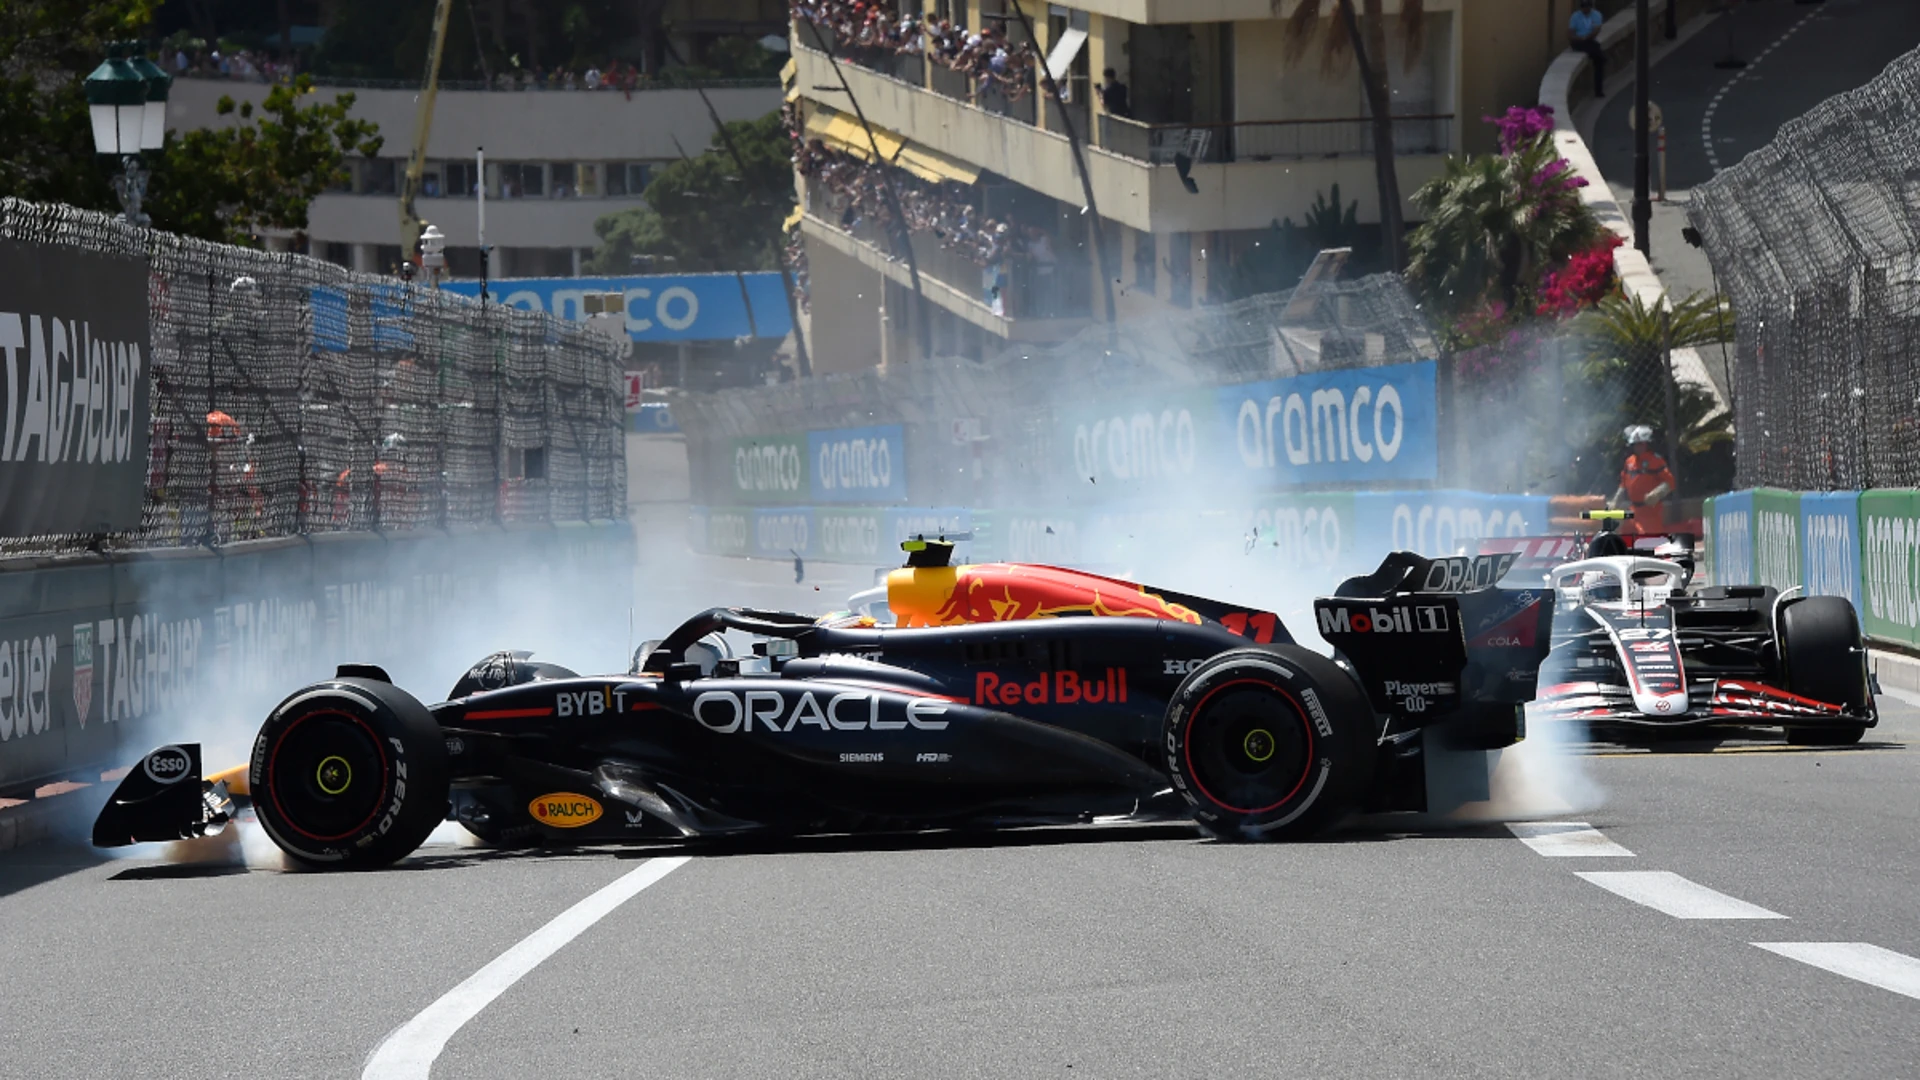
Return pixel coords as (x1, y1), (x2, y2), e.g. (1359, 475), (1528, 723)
(250, 678), (450, 868)
(1163, 646), (1375, 840)
(1778, 596), (1872, 747)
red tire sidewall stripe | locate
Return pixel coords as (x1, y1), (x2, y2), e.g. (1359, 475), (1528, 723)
(1181, 677), (1316, 816)
(267, 708), (393, 843)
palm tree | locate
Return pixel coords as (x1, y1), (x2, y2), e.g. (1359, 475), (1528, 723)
(1569, 290), (1737, 494)
(1405, 135), (1603, 319)
(1279, 0), (1424, 272)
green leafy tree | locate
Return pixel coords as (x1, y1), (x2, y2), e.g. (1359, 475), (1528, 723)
(583, 204), (674, 273)
(1406, 135), (1603, 322)
(146, 76), (383, 245)
(586, 110), (791, 273)
(1567, 290), (1737, 495)
(0, 0), (158, 211)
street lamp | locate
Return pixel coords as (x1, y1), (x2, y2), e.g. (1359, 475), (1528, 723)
(84, 42), (170, 226)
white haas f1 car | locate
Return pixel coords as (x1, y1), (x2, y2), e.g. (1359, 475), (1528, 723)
(1526, 526), (1876, 744)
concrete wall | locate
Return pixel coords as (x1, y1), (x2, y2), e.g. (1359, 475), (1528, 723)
(0, 524), (634, 795)
(167, 78), (781, 252)
(166, 79), (781, 162)
(801, 242), (888, 374)
(306, 190), (649, 251)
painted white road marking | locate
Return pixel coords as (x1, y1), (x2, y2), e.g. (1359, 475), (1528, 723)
(1575, 871), (1788, 919)
(1508, 822), (1635, 857)
(1700, 4), (1828, 171)
(362, 856), (692, 1079)
(1753, 942), (1920, 1001)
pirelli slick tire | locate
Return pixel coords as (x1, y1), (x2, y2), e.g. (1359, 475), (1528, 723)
(1779, 596), (1872, 747)
(1163, 646), (1375, 841)
(250, 678), (450, 869)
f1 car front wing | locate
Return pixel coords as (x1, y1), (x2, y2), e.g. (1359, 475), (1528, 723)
(1532, 679), (1873, 726)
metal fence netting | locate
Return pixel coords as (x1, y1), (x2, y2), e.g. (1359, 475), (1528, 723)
(1688, 47), (1920, 490)
(0, 199), (627, 556)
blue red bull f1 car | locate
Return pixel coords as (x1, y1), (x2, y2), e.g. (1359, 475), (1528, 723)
(94, 541), (1563, 868)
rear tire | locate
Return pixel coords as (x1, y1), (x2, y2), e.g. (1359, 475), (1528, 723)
(1162, 646), (1375, 841)
(1778, 596), (1872, 747)
(250, 678), (450, 869)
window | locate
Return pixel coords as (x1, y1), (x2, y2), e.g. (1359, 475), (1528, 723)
(360, 158), (397, 195)
(422, 168), (442, 198)
(551, 162), (577, 197)
(445, 246), (485, 278)
(499, 163), (543, 198)
(605, 162), (651, 197)
(444, 161), (477, 197)
(577, 163), (599, 197)
(323, 242), (352, 268)
(374, 244), (403, 273)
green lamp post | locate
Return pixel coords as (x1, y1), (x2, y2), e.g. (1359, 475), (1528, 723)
(84, 42), (170, 225)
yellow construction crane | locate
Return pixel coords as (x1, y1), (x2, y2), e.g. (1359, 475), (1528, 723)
(399, 0), (455, 262)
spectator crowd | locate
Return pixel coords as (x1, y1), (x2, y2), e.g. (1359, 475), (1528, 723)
(790, 112), (1066, 316)
(791, 0), (1044, 102)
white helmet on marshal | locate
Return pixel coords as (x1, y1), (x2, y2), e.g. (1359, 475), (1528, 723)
(1623, 424), (1654, 445)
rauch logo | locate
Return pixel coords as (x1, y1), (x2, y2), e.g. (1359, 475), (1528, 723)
(529, 792), (604, 828)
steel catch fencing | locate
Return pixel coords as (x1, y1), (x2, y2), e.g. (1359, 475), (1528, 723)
(0, 198), (627, 556)
(1687, 46), (1920, 491)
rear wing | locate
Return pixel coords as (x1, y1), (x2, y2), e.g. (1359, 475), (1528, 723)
(1316, 550), (1557, 720)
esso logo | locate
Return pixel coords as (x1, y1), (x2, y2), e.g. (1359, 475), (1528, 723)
(143, 745), (193, 785)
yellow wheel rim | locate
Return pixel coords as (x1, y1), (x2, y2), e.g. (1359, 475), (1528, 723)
(1243, 728), (1276, 763)
(315, 755), (352, 795)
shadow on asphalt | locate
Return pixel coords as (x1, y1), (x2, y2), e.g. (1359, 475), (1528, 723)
(0, 840), (113, 901)
(56, 815), (1541, 882)
(351, 817), (1531, 870)
(108, 862), (252, 881)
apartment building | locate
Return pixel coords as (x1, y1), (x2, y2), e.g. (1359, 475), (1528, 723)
(790, 0), (1569, 374)
(166, 75), (782, 276)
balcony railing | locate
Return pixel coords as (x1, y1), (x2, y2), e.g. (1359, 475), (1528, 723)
(1096, 114), (1455, 164)
(173, 70), (779, 92)
(794, 35), (1453, 168)
(803, 185), (1089, 320)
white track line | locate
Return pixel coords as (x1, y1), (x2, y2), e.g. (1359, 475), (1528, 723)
(1576, 871), (1788, 919)
(363, 856), (692, 1079)
(1701, 4), (1831, 172)
(1507, 822), (1635, 857)
(1752, 942), (1920, 1001)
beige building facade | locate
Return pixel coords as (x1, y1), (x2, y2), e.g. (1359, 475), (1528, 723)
(793, 0), (1591, 374)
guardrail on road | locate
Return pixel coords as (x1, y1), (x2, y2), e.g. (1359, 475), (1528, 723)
(1700, 488), (1920, 649)
(0, 522), (634, 799)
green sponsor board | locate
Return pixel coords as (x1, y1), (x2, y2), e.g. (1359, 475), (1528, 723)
(703, 507), (752, 556)
(1859, 489), (1920, 648)
(1751, 488), (1802, 594)
(1063, 389), (1217, 492)
(727, 434), (808, 504)
(815, 507), (888, 563)
(1247, 493), (1358, 573)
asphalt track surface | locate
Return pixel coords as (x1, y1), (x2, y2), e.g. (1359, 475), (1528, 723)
(1590, 0), (1920, 191)
(4, 678), (1917, 1077)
